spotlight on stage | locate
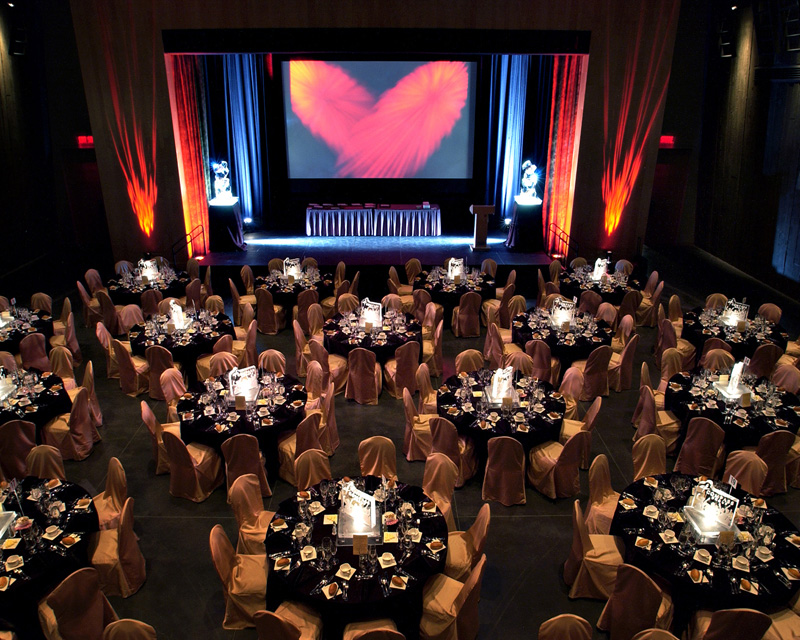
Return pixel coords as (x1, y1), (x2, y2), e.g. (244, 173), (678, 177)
(503, 218), (512, 226)
(243, 217), (253, 224)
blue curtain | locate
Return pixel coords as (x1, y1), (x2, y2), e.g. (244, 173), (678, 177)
(223, 55), (264, 223)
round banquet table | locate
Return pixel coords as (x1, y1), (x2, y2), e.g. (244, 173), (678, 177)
(254, 273), (334, 310)
(0, 371), (73, 443)
(511, 310), (613, 370)
(437, 370), (565, 466)
(413, 269), (494, 328)
(323, 313), (423, 365)
(664, 371), (800, 452)
(106, 273), (189, 306)
(0, 476), (99, 639)
(128, 313), (235, 385)
(680, 308), (789, 362)
(0, 311), (54, 356)
(609, 473), (800, 632)
(558, 267), (643, 306)
(177, 373), (306, 482)
(265, 476), (448, 639)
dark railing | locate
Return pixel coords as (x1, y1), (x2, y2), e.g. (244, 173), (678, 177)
(548, 222), (576, 261)
(171, 224), (206, 267)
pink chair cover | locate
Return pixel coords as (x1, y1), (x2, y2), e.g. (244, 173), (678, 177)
(85, 269), (105, 295)
(91, 497), (146, 597)
(609, 333), (639, 392)
(160, 367), (185, 421)
(746, 343), (784, 379)
(579, 345), (612, 401)
(0, 419), (36, 480)
(44, 567), (118, 640)
(139, 289), (162, 317)
(455, 349), (484, 374)
(50, 311), (82, 364)
(596, 302), (617, 324)
(753, 430), (795, 496)
(157, 297), (181, 316)
(758, 303), (782, 324)
(689, 608), (771, 640)
(422, 453), (458, 531)
(773, 363), (800, 394)
(559, 367), (584, 420)
(538, 614), (592, 640)
(584, 454), (619, 535)
(642, 271), (659, 298)
(632, 434), (667, 481)
(525, 339), (554, 383)
(145, 345), (176, 401)
(96, 291), (122, 336)
(703, 349), (735, 373)
(295, 449), (332, 490)
(482, 436), (525, 506)
(485, 323), (504, 370)
(345, 347), (381, 405)
(31, 292), (53, 314)
(210, 352), (239, 378)
(77, 280), (103, 328)
(222, 433), (271, 498)
(597, 563), (671, 640)
(674, 417), (725, 477)
(80, 361), (103, 428)
(0, 351), (16, 372)
(113, 340), (148, 396)
(723, 451), (768, 496)
(240, 265), (255, 294)
(44, 387), (96, 461)
(631, 629), (679, 640)
(185, 278), (202, 311)
(384, 340), (419, 400)
(161, 431), (223, 501)
(416, 363), (437, 414)
(228, 474), (275, 555)
(430, 417), (461, 471)
(305, 361), (324, 407)
(307, 303), (324, 341)
(504, 350), (534, 376)
(613, 314), (635, 351)
(258, 349), (286, 374)
(118, 305), (143, 334)
(26, 444), (66, 480)
(20, 333), (51, 372)
(102, 619), (157, 640)
(295, 412), (324, 460)
(451, 291), (481, 337)
(637, 280), (663, 327)
(578, 290), (603, 316)
(422, 301), (438, 340)
(358, 435), (398, 480)
(95, 322), (118, 379)
(308, 339), (347, 394)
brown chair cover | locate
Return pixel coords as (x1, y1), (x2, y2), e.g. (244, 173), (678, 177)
(205, 295), (224, 314)
(43, 387), (97, 460)
(723, 451), (768, 496)
(497, 268), (516, 300)
(656, 319), (696, 371)
(222, 433), (271, 499)
(419, 554), (486, 640)
(338, 292), (360, 314)
(307, 303), (325, 343)
(617, 290), (643, 328)
(704, 293), (729, 310)
(358, 435), (398, 480)
(704, 349), (735, 373)
(674, 417), (725, 477)
(228, 473), (275, 555)
(636, 280), (663, 327)
(184, 278), (202, 311)
(93, 457), (127, 530)
(444, 503), (490, 583)
(422, 320), (444, 378)
(118, 305), (144, 334)
(308, 339), (348, 395)
(343, 619), (403, 640)
(573, 345), (612, 401)
(480, 258), (497, 278)
(422, 453), (459, 531)
(382, 293), (403, 312)
(39, 568), (118, 640)
(49, 312), (82, 364)
(85, 269), (105, 295)
(559, 396), (601, 469)
(403, 387), (435, 462)
(254, 604), (324, 640)
(454, 349), (484, 375)
(208, 524), (268, 630)
(293, 289), (319, 335)
(0, 419), (35, 480)
(31, 292), (53, 314)
(632, 435), (667, 482)
(161, 431), (224, 502)
(49, 346), (76, 388)
(255, 287), (285, 335)
(773, 363), (800, 394)
(79, 361), (102, 427)
(687, 608), (771, 640)
(578, 290), (603, 316)
(609, 333), (639, 392)
(26, 444), (66, 480)
(451, 292), (481, 338)
(504, 350), (534, 376)
(758, 303), (782, 324)
(584, 454), (620, 535)
(634, 386), (681, 453)
(258, 349), (286, 374)
(293, 319), (310, 378)
(430, 417), (477, 488)
(139, 288), (163, 318)
(144, 345), (177, 401)
(160, 368), (185, 423)
(630, 631), (679, 640)
(20, 333), (51, 372)
(102, 619), (157, 640)
(658, 348), (684, 393)
(559, 367), (584, 420)
(112, 339), (149, 396)
(89, 497), (146, 597)
(549, 259), (563, 283)
(278, 412), (323, 486)
(96, 290), (122, 336)
(538, 614), (592, 640)
(209, 352), (239, 378)
(96, 322), (120, 379)
(611, 314), (635, 354)
(482, 436), (525, 506)
(319, 381), (339, 455)
(597, 563), (673, 639)
(294, 449), (332, 490)
(746, 343), (784, 379)
(527, 431), (589, 499)
(304, 361), (324, 410)
(301, 257), (318, 269)
(157, 298), (180, 316)
(383, 340), (419, 399)
(526, 339), (560, 385)
(422, 301), (438, 341)
(345, 347), (382, 405)
(140, 401), (179, 475)
(228, 278), (256, 326)
(416, 362), (438, 414)
(77, 280), (103, 328)
(484, 322), (504, 370)
(747, 430), (795, 496)
(596, 302), (617, 324)
(0, 351), (16, 373)
(698, 337), (732, 369)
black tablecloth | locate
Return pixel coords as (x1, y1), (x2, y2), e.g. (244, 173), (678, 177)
(266, 477), (447, 639)
(323, 314), (422, 366)
(0, 372), (72, 442)
(511, 313), (613, 370)
(107, 275), (189, 307)
(681, 309), (789, 362)
(559, 269), (643, 306)
(254, 275), (334, 311)
(0, 314), (54, 356)
(664, 372), (800, 451)
(413, 271), (494, 329)
(610, 473), (800, 631)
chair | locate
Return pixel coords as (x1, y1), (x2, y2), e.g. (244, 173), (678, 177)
(293, 289), (319, 335)
(723, 451), (768, 496)
(228, 278), (256, 326)
(496, 268), (516, 301)
(295, 448), (332, 490)
(322, 277), (350, 320)
(743, 430), (795, 496)
(112, 339), (149, 396)
(0, 350), (16, 373)
(773, 363), (800, 394)
(0, 419), (36, 480)
(240, 265), (255, 295)
(19, 333), (51, 372)
(118, 305), (144, 334)
(208, 524), (268, 630)
(633, 386), (681, 453)
(527, 431), (589, 499)
(345, 347), (382, 405)
(31, 291), (53, 314)
(388, 265), (412, 297)
(611, 314), (635, 354)
(358, 435), (398, 480)
(139, 289), (162, 318)
(746, 343), (784, 379)
(674, 417), (726, 477)
(481, 283), (514, 329)
(704, 293), (728, 310)
(253, 606), (323, 640)
(563, 500), (624, 599)
(43, 387), (98, 461)
(485, 322), (520, 370)
(144, 345), (178, 401)
(668, 295), (683, 337)
(258, 349), (286, 375)
(209, 351), (239, 379)
(235, 302), (254, 341)
(141, 401), (180, 475)
(560, 367), (584, 420)
(96, 290), (123, 336)
(293, 319), (311, 378)
(77, 280), (103, 328)
(161, 431), (224, 501)
(233, 320), (258, 368)
(686, 608), (771, 640)
(504, 350), (533, 376)
(550, 259), (563, 283)
(102, 619), (157, 640)
(222, 434), (271, 499)
(307, 303), (325, 344)
(416, 362), (437, 414)
(89, 498), (146, 598)
(444, 503), (490, 586)
(338, 292), (360, 314)
(343, 621), (404, 640)
(525, 339), (561, 384)
(608, 333), (640, 392)
(49, 312), (82, 363)
(584, 454), (620, 535)
(305, 361), (324, 410)
(158, 298), (180, 316)
(480, 258), (497, 278)
(93, 457), (127, 531)
(559, 396), (601, 469)
(636, 280), (664, 328)
(422, 452), (458, 531)
(420, 553), (486, 640)
(596, 563), (673, 640)
(537, 614), (592, 640)
(537, 269), (548, 308)
(255, 287), (286, 335)
(571, 345), (612, 401)
(578, 290), (603, 316)
(451, 291), (481, 338)
(454, 349), (484, 375)
(308, 339), (348, 395)
(430, 417), (477, 488)
(228, 473), (275, 555)
(26, 445), (66, 480)
(205, 295), (224, 314)
(656, 319), (696, 371)
(596, 302), (617, 324)
(160, 368), (185, 423)
(482, 436), (526, 506)
(382, 293), (403, 312)
(278, 412), (323, 486)
(403, 387), (436, 462)
(384, 340), (419, 399)
(422, 320), (444, 377)
(422, 301), (438, 341)
(38, 568), (118, 640)
(615, 259), (633, 276)
(630, 631), (679, 640)
(758, 303), (782, 324)
(616, 290), (643, 330)
(50, 346), (77, 389)
(632, 434), (667, 482)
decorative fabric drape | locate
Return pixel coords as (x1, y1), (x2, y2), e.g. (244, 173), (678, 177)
(486, 55), (530, 247)
(172, 56), (209, 256)
(543, 55), (585, 257)
(223, 55), (265, 225)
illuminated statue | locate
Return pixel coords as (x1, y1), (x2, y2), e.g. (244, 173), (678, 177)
(212, 160), (232, 199)
(515, 160), (542, 205)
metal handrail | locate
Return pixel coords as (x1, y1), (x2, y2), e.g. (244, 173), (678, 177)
(548, 222), (576, 261)
(171, 224), (206, 267)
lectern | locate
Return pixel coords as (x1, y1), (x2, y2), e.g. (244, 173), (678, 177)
(470, 204), (495, 251)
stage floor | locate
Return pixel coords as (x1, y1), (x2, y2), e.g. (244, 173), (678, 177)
(201, 231), (551, 268)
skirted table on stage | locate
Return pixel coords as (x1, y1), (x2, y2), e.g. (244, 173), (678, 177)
(306, 204), (441, 237)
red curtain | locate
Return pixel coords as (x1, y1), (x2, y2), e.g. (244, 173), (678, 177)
(172, 56), (209, 256)
(542, 55), (585, 257)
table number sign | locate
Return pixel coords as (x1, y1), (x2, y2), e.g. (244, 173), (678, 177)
(591, 258), (608, 281)
(550, 297), (575, 330)
(338, 481), (381, 545)
(360, 298), (382, 328)
(447, 258), (464, 282)
(228, 366), (259, 402)
(283, 258), (302, 280)
(687, 479), (739, 531)
(722, 299), (749, 328)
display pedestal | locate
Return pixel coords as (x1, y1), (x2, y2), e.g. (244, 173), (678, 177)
(209, 197), (246, 252)
(470, 204), (495, 251)
(506, 201), (544, 252)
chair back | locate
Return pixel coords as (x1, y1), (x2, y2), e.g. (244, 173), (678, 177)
(346, 347), (379, 405)
(455, 349), (484, 374)
(482, 436), (525, 506)
(294, 449), (332, 489)
(118, 305), (143, 334)
(674, 417), (725, 476)
(405, 258), (422, 284)
(454, 555), (487, 640)
(102, 619), (157, 640)
(222, 434), (271, 498)
(321, 381), (339, 454)
(337, 293), (359, 314)
(578, 290), (603, 316)
(746, 343), (783, 379)
(615, 333), (640, 390)
(704, 349), (735, 373)
(208, 524), (236, 590)
(160, 368), (185, 405)
(454, 291), (481, 337)
(258, 349), (286, 374)
(415, 362), (436, 413)
(26, 444), (66, 480)
(96, 290), (121, 335)
(205, 295), (224, 314)
(632, 434), (666, 481)
(699, 336), (731, 366)
(228, 279), (242, 325)
(537, 270), (547, 307)
(296, 289), (319, 335)
(85, 269), (105, 295)
(49, 346), (75, 384)
(467, 502), (492, 563)
(388, 266), (402, 288)
(203, 266), (213, 297)
(617, 290), (643, 326)
(305, 361), (324, 404)
(114, 261), (135, 276)
(614, 259), (633, 275)
(508, 295), (527, 320)
(602, 563), (665, 640)
(587, 454), (616, 508)
(582, 345), (612, 399)
(595, 302), (617, 324)
(699, 609), (771, 640)
(117, 498), (146, 594)
(209, 352), (238, 378)
(704, 293), (728, 310)
(723, 451), (768, 496)
(758, 303), (782, 324)
(553, 432), (589, 497)
(643, 270), (659, 297)
(139, 289), (162, 317)
(525, 339), (553, 383)
(20, 333), (51, 372)
(544, 282), (560, 297)
(393, 340), (420, 397)
(267, 257), (284, 273)
(773, 363), (800, 394)
(755, 430), (795, 495)
(413, 289), (432, 323)
(358, 435), (398, 480)
(46, 567), (117, 640)
(486, 323), (504, 370)
(228, 473), (266, 528)
(480, 258), (497, 278)
(615, 314), (634, 346)
(253, 610), (302, 640)
(382, 293), (402, 312)
(240, 265), (255, 295)
(430, 417), (460, 471)
(633, 386), (658, 439)
(295, 412), (323, 459)
(333, 261), (347, 288)
(31, 292), (53, 314)
(82, 361), (103, 427)
(503, 351), (534, 376)
(0, 419), (36, 480)
(422, 452), (458, 507)
(560, 366), (584, 398)
(186, 257), (200, 280)
(549, 259), (563, 283)
(538, 614), (592, 640)
(0, 351), (16, 372)
(308, 339), (332, 384)
(185, 278), (202, 311)
(667, 295), (683, 323)
(255, 288), (278, 335)
(101, 457), (127, 521)
(496, 284), (516, 328)
(145, 345), (174, 401)
(307, 303), (324, 338)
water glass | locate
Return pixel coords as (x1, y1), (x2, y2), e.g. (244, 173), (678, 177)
(321, 537), (333, 570)
(368, 544), (378, 571)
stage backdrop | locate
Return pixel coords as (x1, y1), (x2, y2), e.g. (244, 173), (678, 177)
(70, 0), (679, 265)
